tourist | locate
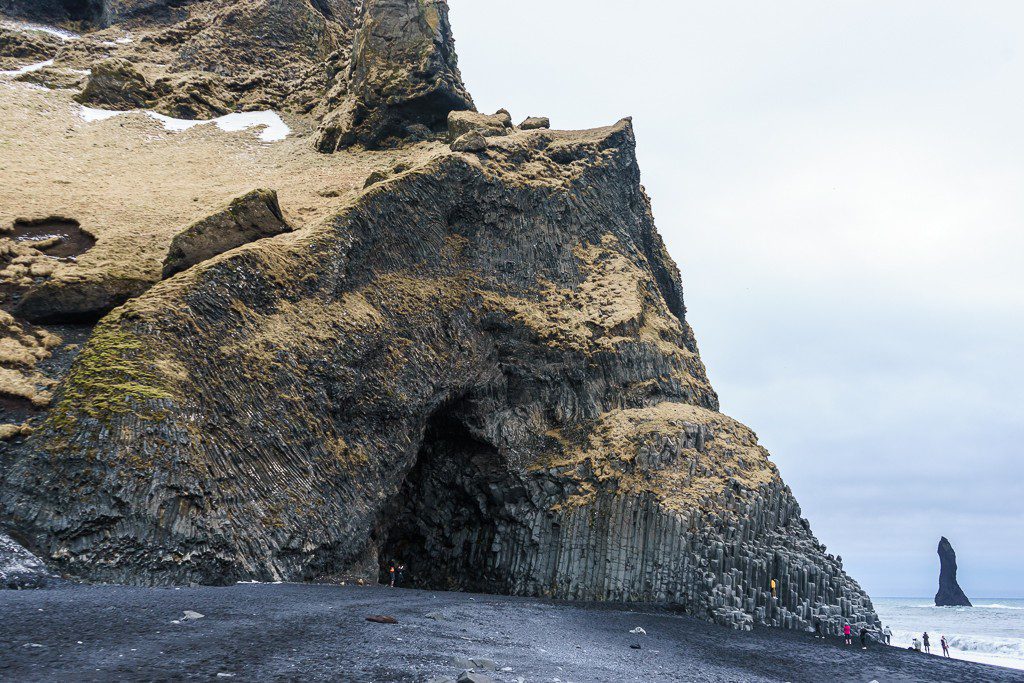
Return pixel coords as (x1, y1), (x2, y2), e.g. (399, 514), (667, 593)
(922, 631), (931, 654)
(912, 636), (922, 651)
(814, 618), (823, 639)
(770, 578), (777, 598)
(396, 562), (406, 587)
(389, 562), (396, 588)
(941, 635), (950, 658)
(843, 622), (852, 645)
(882, 625), (892, 645)
(859, 627), (869, 649)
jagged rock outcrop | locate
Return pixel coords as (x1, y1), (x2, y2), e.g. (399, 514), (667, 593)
(162, 189), (291, 279)
(76, 57), (153, 109)
(0, 0), (879, 636)
(935, 536), (972, 607)
(315, 0), (475, 151)
(0, 530), (58, 588)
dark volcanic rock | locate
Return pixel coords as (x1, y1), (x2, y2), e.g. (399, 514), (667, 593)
(935, 536), (971, 607)
(162, 189), (291, 279)
(0, 531), (58, 589)
(0, 0), (103, 23)
(0, 0), (881, 641)
(1, 120), (878, 636)
(14, 272), (153, 323)
(315, 0), (475, 151)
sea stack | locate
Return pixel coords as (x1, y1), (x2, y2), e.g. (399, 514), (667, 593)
(935, 537), (972, 607)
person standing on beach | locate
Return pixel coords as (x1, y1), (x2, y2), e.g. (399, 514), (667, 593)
(388, 562), (396, 588)
(843, 623), (852, 645)
(814, 619), (823, 639)
(922, 631), (931, 653)
(859, 627), (869, 649)
(941, 635), (950, 657)
(882, 625), (892, 645)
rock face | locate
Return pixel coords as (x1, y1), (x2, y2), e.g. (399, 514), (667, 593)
(315, 0), (475, 151)
(162, 189), (291, 279)
(0, 0), (879, 636)
(935, 537), (971, 607)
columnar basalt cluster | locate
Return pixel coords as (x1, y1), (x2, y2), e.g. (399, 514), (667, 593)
(0, 0), (878, 635)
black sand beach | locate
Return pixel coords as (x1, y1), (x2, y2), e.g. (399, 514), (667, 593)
(0, 584), (1018, 682)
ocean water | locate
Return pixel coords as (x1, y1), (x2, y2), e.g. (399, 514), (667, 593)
(873, 597), (1024, 671)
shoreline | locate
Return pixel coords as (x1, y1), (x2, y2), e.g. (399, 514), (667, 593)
(2, 583), (1019, 682)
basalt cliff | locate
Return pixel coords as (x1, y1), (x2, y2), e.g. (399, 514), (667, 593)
(0, 0), (878, 634)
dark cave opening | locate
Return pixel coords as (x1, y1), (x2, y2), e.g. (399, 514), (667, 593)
(377, 407), (509, 591)
(58, 0), (103, 22)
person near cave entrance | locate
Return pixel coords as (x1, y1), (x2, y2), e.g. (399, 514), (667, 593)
(388, 562), (396, 588)
(396, 562), (405, 587)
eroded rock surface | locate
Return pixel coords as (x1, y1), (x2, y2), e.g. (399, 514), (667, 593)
(315, 0), (475, 150)
(1, 0), (879, 638)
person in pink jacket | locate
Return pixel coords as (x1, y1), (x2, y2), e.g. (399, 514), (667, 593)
(843, 623), (852, 645)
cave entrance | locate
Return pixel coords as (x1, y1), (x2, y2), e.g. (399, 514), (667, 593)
(377, 406), (508, 591)
(58, 0), (103, 22)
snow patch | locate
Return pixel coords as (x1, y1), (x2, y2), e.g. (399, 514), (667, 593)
(77, 106), (291, 142)
(0, 20), (79, 42)
(0, 59), (54, 78)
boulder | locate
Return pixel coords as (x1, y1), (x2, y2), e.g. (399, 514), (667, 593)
(519, 116), (550, 130)
(0, 532), (58, 589)
(450, 131), (487, 153)
(15, 273), (153, 323)
(162, 189), (291, 279)
(447, 111), (509, 141)
(75, 58), (154, 110)
(934, 537), (972, 607)
(456, 673), (494, 683)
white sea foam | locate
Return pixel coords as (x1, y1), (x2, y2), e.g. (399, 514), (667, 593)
(77, 106), (291, 142)
(0, 59), (54, 77)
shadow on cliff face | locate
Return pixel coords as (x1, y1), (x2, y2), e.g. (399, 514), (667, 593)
(377, 403), (518, 591)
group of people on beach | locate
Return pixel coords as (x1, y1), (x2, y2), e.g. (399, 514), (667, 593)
(814, 620), (952, 657)
(911, 631), (952, 657)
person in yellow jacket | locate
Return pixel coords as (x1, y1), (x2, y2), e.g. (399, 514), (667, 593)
(770, 578), (777, 598)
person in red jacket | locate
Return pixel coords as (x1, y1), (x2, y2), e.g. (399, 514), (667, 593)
(843, 623), (852, 645)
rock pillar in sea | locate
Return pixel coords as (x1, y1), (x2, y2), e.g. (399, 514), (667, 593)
(934, 536), (972, 607)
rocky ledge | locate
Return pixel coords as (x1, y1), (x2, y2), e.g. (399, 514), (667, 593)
(1, 0), (878, 638)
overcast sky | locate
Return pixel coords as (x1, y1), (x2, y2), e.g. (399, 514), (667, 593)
(450, 0), (1024, 598)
